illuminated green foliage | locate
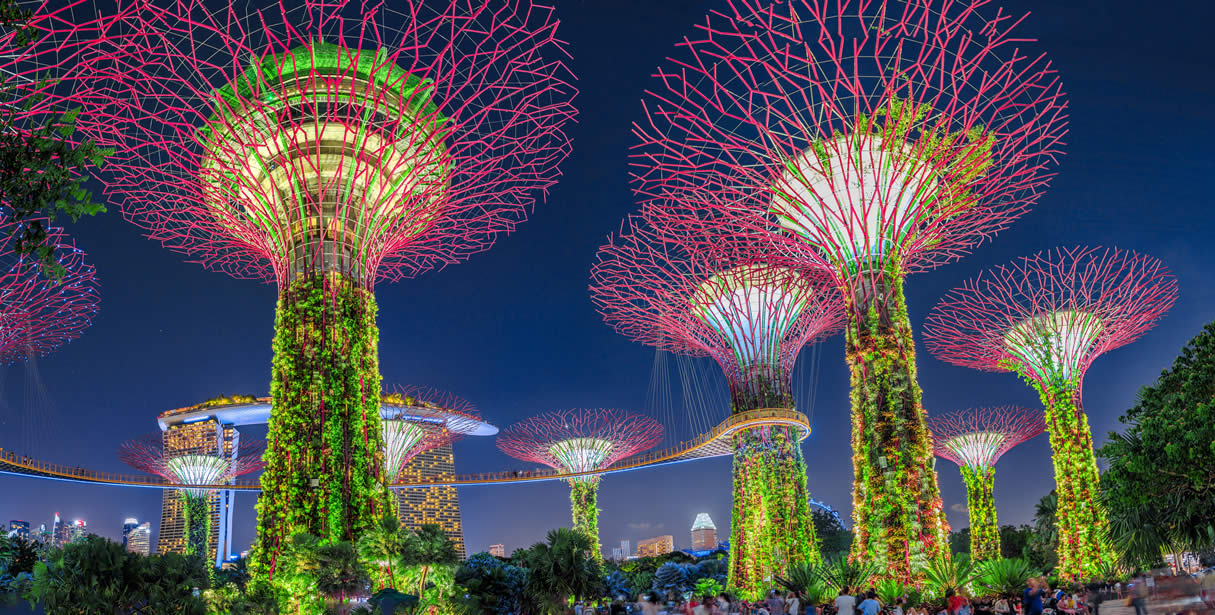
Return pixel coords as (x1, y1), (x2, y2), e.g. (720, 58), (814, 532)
(846, 272), (949, 581)
(959, 466), (999, 561)
(253, 273), (391, 579)
(182, 493), (210, 559)
(570, 480), (601, 557)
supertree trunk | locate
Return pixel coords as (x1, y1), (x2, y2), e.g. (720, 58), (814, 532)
(727, 377), (818, 596)
(254, 273), (390, 576)
(846, 272), (948, 580)
(182, 493), (210, 559)
(570, 480), (601, 558)
(960, 466), (999, 560)
(1034, 382), (1111, 579)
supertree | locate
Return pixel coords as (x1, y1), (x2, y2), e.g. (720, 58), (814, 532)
(627, 0), (1068, 578)
(923, 247), (1177, 579)
(380, 385), (485, 483)
(926, 406), (1044, 560)
(77, 0), (575, 573)
(590, 216), (844, 592)
(0, 219), (97, 364)
(497, 408), (663, 557)
(120, 433), (266, 559)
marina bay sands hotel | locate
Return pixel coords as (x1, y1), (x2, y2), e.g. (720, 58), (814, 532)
(156, 395), (496, 565)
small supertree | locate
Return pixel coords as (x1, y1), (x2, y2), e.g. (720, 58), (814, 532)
(0, 218), (97, 364)
(497, 408), (663, 557)
(629, 0), (1067, 579)
(590, 216), (844, 591)
(926, 407), (1044, 560)
(78, 0), (575, 573)
(120, 433), (266, 559)
(380, 385), (484, 483)
(924, 247), (1177, 579)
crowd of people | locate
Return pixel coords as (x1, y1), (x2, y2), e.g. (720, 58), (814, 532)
(567, 570), (1215, 615)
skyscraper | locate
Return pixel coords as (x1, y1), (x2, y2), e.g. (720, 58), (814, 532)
(51, 513), (68, 548)
(126, 522), (152, 556)
(636, 535), (674, 558)
(122, 518), (139, 550)
(68, 520), (87, 543)
(8, 520), (29, 541)
(691, 513), (718, 551)
(489, 544), (505, 558)
(396, 442), (466, 559)
(156, 415), (241, 566)
(620, 539), (630, 558)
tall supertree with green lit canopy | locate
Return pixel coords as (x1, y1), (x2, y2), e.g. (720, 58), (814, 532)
(924, 247), (1177, 579)
(926, 407), (1044, 560)
(497, 408), (663, 558)
(79, 0), (575, 576)
(628, 0), (1067, 579)
(591, 216), (844, 593)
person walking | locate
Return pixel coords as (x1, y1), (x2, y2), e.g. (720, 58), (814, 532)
(1024, 578), (1045, 615)
(1131, 575), (1149, 615)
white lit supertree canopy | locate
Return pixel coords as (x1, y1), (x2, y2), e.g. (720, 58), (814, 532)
(926, 407), (1044, 470)
(119, 432), (266, 494)
(380, 385), (485, 482)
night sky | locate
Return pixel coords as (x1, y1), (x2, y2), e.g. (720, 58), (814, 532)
(1, 0), (1213, 559)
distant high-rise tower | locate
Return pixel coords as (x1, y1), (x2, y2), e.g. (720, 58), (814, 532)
(691, 513), (718, 551)
(637, 535), (674, 558)
(122, 518), (139, 550)
(489, 544), (505, 558)
(126, 522), (151, 556)
(8, 520), (29, 541)
(68, 520), (87, 543)
(156, 417), (240, 566)
(396, 442), (466, 559)
(51, 513), (68, 547)
(620, 539), (631, 558)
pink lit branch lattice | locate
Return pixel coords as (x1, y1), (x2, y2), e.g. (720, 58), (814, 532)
(119, 432), (266, 491)
(923, 246), (1177, 392)
(77, 0), (577, 287)
(631, 0), (1068, 284)
(497, 408), (663, 480)
(926, 406), (1044, 470)
(0, 219), (98, 364)
(590, 215), (844, 413)
(381, 385), (484, 482)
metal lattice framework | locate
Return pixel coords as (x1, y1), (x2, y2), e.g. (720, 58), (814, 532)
(590, 215), (844, 411)
(118, 433), (266, 495)
(923, 247), (1178, 392)
(926, 406), (1044, 470)
(77, 0), (577, 287)
(381, 385), (483, 481)
(923, 246), (1176, 579)
(0, 219), (98, 364)
(631, 0), (1068, 285)
(497, 408), (663, 481)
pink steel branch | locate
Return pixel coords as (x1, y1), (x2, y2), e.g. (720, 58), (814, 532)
(118, 433), (267, 485)
(926, 406), (1044, 469)
(497, 408), (663, 473)
(73, 0), (577, 287)
(923, 246), (1178, 398)
(630, 0), (1068, 288)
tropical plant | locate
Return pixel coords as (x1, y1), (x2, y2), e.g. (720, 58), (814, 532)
(653, 561), (691, 595)
(358, 513), (410, 589)
(875, 578), (911, 604)
(455, 552), (529, 613)
(813, 510), (853, 560)
(516, 528), (604, 614)
(976, 558), (1038, 598)
(310, 541), (368, 612)
(404, 524), (459, 599)
(919, 554), (978, 596)
(695, 577), (723, 599)
(816, 557), (880, 591)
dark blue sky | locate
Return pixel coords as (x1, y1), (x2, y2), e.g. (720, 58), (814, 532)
(1, 0), (1213, 557)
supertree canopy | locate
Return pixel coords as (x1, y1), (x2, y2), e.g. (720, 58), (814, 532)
(926, 407), (1044, 560)
(79, 0), (575, 574)
(0, 219), (98, 364)
(497, 408), (663, 557)
(590, 216), (844, 592)
(380, 385), (484, 482)
(628, 0), (1067, 579)
(120, 433), (266, 558)
(924, 246), (1177, 579)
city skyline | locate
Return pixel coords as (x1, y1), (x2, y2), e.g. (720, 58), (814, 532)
(0, 0), (1213, 561)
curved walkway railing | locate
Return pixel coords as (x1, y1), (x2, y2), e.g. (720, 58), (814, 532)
(0, 408), (809, 490)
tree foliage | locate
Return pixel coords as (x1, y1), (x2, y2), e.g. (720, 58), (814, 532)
(1099, 321), (1215, 565)
(514, 528), (603, 613)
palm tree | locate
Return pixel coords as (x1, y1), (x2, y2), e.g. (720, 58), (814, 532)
(311, 541), (368, 614)
(358, 513), (409, 589)
(404, 524), (458, 601)
(519, 528), (604, 613)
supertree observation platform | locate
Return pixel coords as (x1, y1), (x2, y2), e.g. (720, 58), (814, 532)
(627, 0), (1068, 579)
(75, 0), (575, 575)
(924, 247), (1177, 579)
(926, 407), (1044, 560)
(497, 408), (663, 557)
(0, 219), (98, 364)
(590, 216), (843, 593)
(120, 433), (265, 563)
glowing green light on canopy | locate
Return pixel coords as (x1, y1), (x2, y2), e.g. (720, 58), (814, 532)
(1004, 310), (1104, 384)
(549, 437), (612, 482)
(689, 265), (807, 373)
(943, 431), (1006, 469)
(166, 454), (230, 496)
(381, 419), (428, 481)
